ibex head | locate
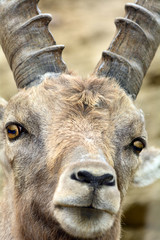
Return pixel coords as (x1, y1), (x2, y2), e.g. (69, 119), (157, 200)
(0, 0), (159, 240)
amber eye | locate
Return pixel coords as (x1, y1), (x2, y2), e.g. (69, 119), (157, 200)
(132, 139), (145, 154)
(6, 124), (24, 141)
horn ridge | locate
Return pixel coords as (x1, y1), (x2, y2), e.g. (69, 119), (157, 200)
(15, 45), (66, 88)
(8, 14), (56, 70)
(21, 14), (53, 29)
(135, 0), (160, 15)
(114, 18), (151, 73)
(125, 4), (159, 44)
(93, 1), (160, 99)
(100, 51), (143, 98)
(0, 0), (67, 88)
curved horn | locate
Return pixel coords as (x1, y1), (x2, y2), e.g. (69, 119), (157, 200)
(93, 0), (160, 99)
(0, 0), (67, 88)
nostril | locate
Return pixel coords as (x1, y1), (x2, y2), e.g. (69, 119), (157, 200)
(71, 171), (116, 187)
(71, 173), (77, 181)
(100, 174), (115, 186)
(71, 171), (93, 184)
(77, 171), (93, 183)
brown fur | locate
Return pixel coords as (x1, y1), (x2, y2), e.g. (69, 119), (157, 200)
(0, 74), (147, 240)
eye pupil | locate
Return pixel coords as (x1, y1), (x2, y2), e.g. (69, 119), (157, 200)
(132, 139), (145, 154)
(7, 129), (17, 134)
(6, 124), (21, 140)
(133, 141), (143, 149)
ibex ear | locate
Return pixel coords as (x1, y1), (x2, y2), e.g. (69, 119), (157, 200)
(133, 147), (160, 187)
(0, 98), (11, 177)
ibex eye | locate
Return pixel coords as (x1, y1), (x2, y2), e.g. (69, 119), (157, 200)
(132, 138), (146, 154)
(6, 124), (26, 141)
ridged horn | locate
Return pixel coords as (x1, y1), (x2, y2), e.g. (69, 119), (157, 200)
(0, 0), (67, 88)
(93, 0), (160, 99)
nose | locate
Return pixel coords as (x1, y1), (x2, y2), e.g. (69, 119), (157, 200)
(71, 170), (115, 188)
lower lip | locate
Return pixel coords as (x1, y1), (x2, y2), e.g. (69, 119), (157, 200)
(79, 207), (104, 219)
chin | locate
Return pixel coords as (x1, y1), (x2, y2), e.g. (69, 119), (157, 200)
(53, 206), (115, 239)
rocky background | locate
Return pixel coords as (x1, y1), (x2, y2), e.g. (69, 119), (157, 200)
(0, 0), (160, 239)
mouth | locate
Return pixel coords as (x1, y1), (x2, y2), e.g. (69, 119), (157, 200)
(53, 204), (116, 238)
(55, 204), (116, 217)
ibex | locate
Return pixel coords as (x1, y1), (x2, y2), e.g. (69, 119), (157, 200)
(0, 0), (160, 239)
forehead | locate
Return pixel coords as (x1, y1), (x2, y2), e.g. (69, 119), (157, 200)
(4, 74), (145, 136)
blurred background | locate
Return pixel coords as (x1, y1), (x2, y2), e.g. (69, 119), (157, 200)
(0, 0), (160, 239)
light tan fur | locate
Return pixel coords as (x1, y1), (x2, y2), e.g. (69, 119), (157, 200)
(0, 74), (150, 240)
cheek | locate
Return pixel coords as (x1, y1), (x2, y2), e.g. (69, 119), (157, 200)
(122, 150), (139, 173)
(114, 150), (139, 196)
(6, 142), (48, 191)
(46, 153), (63, 175)
(0, 142), (12, 175)
(5, 142), (15, 164)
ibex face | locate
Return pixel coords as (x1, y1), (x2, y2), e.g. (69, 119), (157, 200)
(2, 74), (146, 238)
(0, 0), (159, 239)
